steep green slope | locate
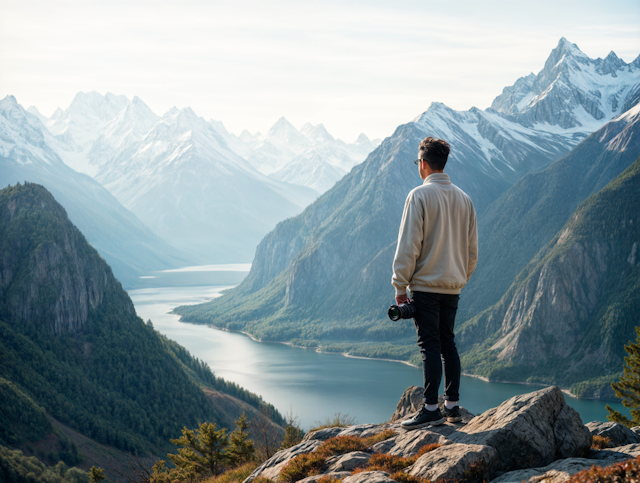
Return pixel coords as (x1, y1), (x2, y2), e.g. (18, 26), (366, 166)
(459, 156), (640, 397)
(458, 103), (640, 323)
(0, 183), (282, 463)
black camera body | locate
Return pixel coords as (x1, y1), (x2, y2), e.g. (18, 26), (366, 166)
(388, 301), (416, 321)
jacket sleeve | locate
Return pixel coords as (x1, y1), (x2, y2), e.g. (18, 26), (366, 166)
(467, 201), (478, 281)
(392, 192), (424, 296)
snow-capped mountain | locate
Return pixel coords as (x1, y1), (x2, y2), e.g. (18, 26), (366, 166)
(89, 105), (318, 261)
(47, 91), (129, 176)
(216, 117), (381, 193)
(407, 38), (640, 207)
(0, 95), (189, 287)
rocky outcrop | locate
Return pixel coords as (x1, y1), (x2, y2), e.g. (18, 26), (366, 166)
(408, 443), (498, 481)
(390, 386), (475, 424)
(586, 421), (640, 447)
(244, 387), (635, 483)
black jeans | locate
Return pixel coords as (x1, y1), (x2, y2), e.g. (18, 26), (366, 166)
(411, 291), (461, 405)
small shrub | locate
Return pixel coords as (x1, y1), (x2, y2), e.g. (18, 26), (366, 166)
(310, 413), (356, 432)
(364, 453), (415, 472)
(389, 471), (431, 483)
(363, 429), (397, 447)
(316, 476), (345, 483)
(253, 477), (275, 483)
(461, 459), (489, 483)
(278, 452), (326, 483)
(591, 435), (614, 449)
(568, 455), (640, 482)
(412, 443), (441, 460)
(210, 461), (259, 483)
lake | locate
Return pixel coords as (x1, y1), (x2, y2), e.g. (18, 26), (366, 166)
(128, 265), (626, 431)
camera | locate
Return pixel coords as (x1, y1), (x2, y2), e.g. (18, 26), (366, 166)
(388, 301), (416, 321)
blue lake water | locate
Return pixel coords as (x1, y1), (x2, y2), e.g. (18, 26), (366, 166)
(128, 266), (626, 431)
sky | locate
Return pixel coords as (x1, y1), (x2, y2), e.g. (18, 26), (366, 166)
(1, 0), (639, 142)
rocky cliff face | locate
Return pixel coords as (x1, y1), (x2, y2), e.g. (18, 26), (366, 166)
(0, 183), (133, 334)
(458, 156), (640, 394)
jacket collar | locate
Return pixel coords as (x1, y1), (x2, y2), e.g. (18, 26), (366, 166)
(423, 173), (451, 185)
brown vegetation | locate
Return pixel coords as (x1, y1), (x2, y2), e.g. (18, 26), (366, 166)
(567, 455), (640, 482)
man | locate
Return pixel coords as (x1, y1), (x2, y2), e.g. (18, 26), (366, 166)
(392, 136), (478, 429)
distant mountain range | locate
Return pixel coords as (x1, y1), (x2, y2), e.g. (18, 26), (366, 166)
(19, 91), (379, 266)
(174, 38), (640, 398)
(0, 95), (189, 288)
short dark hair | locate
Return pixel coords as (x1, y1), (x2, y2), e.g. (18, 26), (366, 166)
(419, 137), (450, 171)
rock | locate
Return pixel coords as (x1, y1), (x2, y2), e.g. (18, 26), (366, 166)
(324, 451), (371, 472)
(369, 429), (451, 457)
(586, 421), (640, 446)
(592, 443), (640, 458)
(359, 424), (401, 439)
(244, 440), (322, 482)
(302, 427), (344, 442)
(408, 443), (498, 481)
(298, 472), (351, 483)
(390, 386), (423, 423)
(631, 426), (640, 435)
(489, 457), (612, 483)
(341, 471), (395, 483)
(336, 424), (379, 438)
(449, 386), (591, 473)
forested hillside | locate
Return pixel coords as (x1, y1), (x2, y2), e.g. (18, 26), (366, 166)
(459, 156), (640, 398)
(0, 183), (283, 475)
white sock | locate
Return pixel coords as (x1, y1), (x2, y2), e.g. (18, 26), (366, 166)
(444, 400), (459, 409)
(425, 404), (438, 411)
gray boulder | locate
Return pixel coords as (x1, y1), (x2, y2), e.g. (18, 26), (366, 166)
(489, 457), (608, 483)
(631, 426), (640, 434)
(449, 386), (591, 473)
(369, 429), (450, 457)
(244, 440), (322, 482)
(341, 471), (395, 483)
(586, 421), (640, 447)
(302, 427), (344, 442)
(390, 386), (474, 423)
(408, 443), (498, 481)
(324, 451), (371, 472)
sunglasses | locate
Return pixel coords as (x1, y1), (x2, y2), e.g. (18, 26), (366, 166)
(414, 159), (426, 165)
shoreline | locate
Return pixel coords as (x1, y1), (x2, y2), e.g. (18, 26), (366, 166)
(178, 316), (585, 399)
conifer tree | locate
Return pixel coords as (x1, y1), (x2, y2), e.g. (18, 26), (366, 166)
(607, 326), (640, 427)
(280, 409), (303, 450)
(89, 466), (106, 483)
(227, 413), (256, 466)
(168, 422), (229, 477)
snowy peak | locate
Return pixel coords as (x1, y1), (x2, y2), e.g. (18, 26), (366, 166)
(300, 123), (335, 145)
(50, 107), (63, 121)
(27, 106), (48, 125)
(262, 117), (310, 149)
(355, 133), (371, 144)
(489, 38), (640, 130)
(239, 130), (259, 143)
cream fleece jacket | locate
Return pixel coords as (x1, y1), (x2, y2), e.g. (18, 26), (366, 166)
(392, 173), (478, 296)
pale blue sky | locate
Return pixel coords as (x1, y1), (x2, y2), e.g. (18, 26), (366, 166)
(1, 0), (639, 140)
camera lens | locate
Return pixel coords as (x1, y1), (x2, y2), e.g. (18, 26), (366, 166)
(388, 306), (401, 321)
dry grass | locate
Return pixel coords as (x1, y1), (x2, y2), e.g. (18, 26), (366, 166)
(389, 471), (431, 483)
(567, 455), (640, 482)
(204, 462), (259, 483)
(350, 444), (442, 477)
(591, 435), (614, 450)
(278, 430), (397, 482)
(316, 476), (346, 483)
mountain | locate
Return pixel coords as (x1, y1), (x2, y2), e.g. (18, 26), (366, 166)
(47, 91), (129, 175)
(174, 39), (640, 365)
(458, 154), (640, 398)
(90, 105), (318, 262)
(458, 101), (640, 324)
(0, 95), (189, 288)
(0, 183), (283, 473)
(221, 117), (381, 194)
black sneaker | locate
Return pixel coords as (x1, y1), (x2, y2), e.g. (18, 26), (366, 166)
(441, 405), (463, 423)
(401, 406), (445, 430)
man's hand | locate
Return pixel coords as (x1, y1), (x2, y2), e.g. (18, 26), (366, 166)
(395, 294), (409, 305)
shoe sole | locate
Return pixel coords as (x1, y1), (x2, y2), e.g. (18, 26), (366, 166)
(401, 417), (446, 430)
(445, 416), (463, 423)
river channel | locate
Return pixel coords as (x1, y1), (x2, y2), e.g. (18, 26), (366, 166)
(128, 265), (625, 431)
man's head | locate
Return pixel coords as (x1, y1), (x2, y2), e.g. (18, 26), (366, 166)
(417, 137), (450, 179)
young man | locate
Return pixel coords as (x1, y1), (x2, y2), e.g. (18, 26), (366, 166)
(391, 137), (478, 429)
